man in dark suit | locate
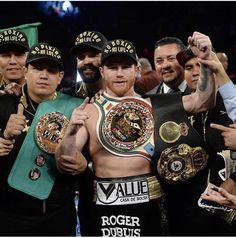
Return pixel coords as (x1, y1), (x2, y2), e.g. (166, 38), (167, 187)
(147, 37), (191, 95)
(147, 36), (232, 235)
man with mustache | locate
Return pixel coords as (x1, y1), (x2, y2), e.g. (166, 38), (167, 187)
(147, 37), (191, 95)
(61, 30), (107, 99)
(55, 32), (225, 236)
(61, 30), (108, 235)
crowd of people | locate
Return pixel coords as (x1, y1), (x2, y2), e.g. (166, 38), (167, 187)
(0, 27), (236, 236)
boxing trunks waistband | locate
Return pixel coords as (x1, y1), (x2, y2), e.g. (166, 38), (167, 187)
(93, 174), (164, 206)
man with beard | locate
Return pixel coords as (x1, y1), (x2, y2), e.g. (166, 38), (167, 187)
(61, 30), (107, 99)
(61, 30), (108, 235)
(55, 32), (225, 236)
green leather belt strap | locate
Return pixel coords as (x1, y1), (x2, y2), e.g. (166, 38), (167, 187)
(8, 92), (83, 200)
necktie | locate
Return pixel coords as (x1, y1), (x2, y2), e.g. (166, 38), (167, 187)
(167, 87), (180, 94)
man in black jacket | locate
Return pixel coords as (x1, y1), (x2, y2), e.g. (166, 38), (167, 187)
(0, 42), (82, 236)
(61, 30), (108, 99)
(146, 35), (232, 236)
(0, 29), (29, 96)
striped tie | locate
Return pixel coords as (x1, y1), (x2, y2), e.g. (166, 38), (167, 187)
(167, 88), (180, 94)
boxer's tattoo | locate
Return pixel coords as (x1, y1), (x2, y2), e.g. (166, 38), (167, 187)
(198, 65), (210, 91)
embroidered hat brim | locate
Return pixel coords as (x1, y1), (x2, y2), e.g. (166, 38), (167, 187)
(26, 42), (63, 70)
(101, 52), (138, 65)
(70, 31), (107, 55)
(0, 42), (29, 52)
(101, 39), (138, 65)
(70, 42), (103, 54)
(0, 29), (29, 52)
(26, 55), (63, 70)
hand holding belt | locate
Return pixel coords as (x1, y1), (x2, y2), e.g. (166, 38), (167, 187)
(8, 93), (83, 200)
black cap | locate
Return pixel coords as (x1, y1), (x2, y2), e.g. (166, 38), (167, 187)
(176, 48), (196, 67)
(0, 29), (29, 52)
(70, 31), (107, 54)
(26, 43), (63, 70)
(101, 39), (138, 65)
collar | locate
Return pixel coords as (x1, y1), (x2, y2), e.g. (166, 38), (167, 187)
(76, 82), (88, 98)
(163, 80), (187, 93)
(20, 84), (58, 109)
(20, 84), (29, 108)
(0, 79), (7, 90)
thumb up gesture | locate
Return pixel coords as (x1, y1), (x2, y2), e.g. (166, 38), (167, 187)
(3, 104), (27, 139)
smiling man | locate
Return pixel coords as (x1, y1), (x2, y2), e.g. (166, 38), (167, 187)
(0, 29), (29, 95)
(61, 30), (108, 99)
(56, 32), (222, 236)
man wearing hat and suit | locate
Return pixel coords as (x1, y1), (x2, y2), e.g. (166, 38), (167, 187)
(56, 32), (222, 236)
(61, 30), (107, 99)
(0, 29), (29, 96)
(0, 42), (83, 235)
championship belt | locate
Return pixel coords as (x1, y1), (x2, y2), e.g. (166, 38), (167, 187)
(8, 93), (83, 200)
(157, 143), (208, 183)
(149, 94), (210, 184)
(35, 112), (69, 154)
(95, 93), (154, 160)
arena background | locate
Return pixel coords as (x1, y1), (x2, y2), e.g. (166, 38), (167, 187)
(1, 1), (235, 86)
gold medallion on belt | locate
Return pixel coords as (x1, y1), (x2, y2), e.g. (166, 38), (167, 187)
(35, 112), (69, 154)
(159, 121), (189, 143)
(157, 143), (208, 183)
(102, 99), (154, 152)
